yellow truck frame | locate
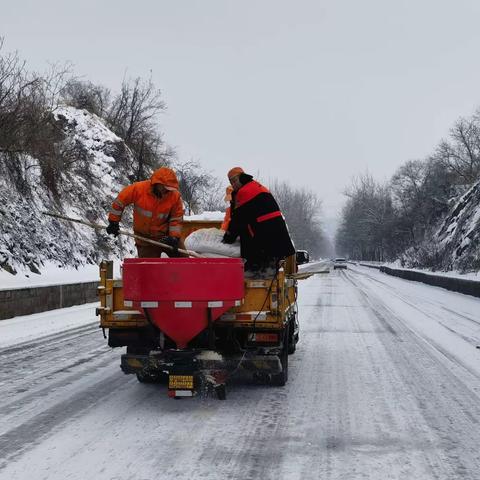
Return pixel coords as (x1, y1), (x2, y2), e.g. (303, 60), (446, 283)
(97, 220), (302, 397)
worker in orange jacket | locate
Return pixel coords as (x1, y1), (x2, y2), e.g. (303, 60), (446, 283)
(221, 185), (234, 231)
(106, 167), (184, 258)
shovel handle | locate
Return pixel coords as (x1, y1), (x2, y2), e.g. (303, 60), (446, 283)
(42, 211), (204, 258)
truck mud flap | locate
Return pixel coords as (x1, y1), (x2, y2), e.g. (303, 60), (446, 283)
(121, 354), (150, 374)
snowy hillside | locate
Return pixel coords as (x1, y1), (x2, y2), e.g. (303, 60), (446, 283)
(0, 106), (136, 276)
(401, 181), (480, 273)
(435, 181), (480, 271)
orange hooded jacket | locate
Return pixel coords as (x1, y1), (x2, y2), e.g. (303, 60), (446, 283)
(108, 167), (184, 244)
(221, 185), (234, 231)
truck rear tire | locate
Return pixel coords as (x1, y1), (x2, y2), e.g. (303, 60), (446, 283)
(271, 325), (289, 386)
(288, 318), (297, 355)
(214, 384), (227, 400)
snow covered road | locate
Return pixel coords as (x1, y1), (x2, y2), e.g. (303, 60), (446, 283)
(2, 265), (480, 479)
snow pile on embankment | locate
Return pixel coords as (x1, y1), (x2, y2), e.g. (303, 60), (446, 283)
(435, 181), (480, 271)
(0, 106), (136, 277)
(400, 181), (480, 273)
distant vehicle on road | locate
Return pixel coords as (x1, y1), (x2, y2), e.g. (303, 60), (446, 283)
(333, 258), (347, 270)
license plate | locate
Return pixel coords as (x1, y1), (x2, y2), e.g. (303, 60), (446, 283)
(169, 375), (194, 390)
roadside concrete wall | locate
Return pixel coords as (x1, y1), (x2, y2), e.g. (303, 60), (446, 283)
(0, 282), (98, 321)
(358, 263), (381, 270)
(379, 266), (480, 298)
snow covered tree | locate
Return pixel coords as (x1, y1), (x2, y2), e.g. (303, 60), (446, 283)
(336, 174), (397, 261)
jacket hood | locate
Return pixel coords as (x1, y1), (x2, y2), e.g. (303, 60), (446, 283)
(150, 167), (179, 191)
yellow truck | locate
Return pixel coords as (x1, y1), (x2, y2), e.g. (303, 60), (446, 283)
(97, 219), (308, 399)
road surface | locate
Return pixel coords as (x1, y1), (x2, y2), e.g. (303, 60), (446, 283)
(1, 265), (480, 479)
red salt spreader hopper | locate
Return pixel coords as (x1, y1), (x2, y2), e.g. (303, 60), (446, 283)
(122, 258), (244, 349)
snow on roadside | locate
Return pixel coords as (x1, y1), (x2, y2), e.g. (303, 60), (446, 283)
(0, 260), (122, 290)
(382, 263), (480, 281)
(355, 260), (480, 281)
(0, 302), (98, 349)
(298, 259), (330, 272)
(351, 264), (480, 378)
(54, 106), (123, 199)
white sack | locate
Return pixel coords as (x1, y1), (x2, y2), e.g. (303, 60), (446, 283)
(185, 228), (241, 258)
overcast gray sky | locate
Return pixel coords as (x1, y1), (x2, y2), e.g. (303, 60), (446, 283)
(3, 0), (480, 220)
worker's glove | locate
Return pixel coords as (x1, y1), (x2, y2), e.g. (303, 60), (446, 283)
(222, 231), (236, 244)
(160, 236), (179, 253)
(106, 221), (120, 237)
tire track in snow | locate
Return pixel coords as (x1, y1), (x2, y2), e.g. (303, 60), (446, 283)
(0, 350), (116, 420)
(0, 321), (99, 358)
(0, 372), (130, 470)
(344, 269), (480, 479)
(3, 272), (480, 479)
(350, 266), (480, 334)
(0, 326), (112, 408)
(348, 268), (480, 374)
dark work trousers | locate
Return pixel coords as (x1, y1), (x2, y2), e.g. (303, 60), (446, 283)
(136, 239), (186, 258)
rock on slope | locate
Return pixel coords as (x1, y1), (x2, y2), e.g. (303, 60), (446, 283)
(0, 106), (136, 275)
(401, 181), (480, 273)
(435, 181), (480, 272)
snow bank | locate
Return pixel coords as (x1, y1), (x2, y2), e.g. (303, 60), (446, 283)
(382, 263), (480, 281)
(400, 181), (480, 273)
(0, 302), (98, 349)
(0, 105), (137, 278)
(0, 260), (122, 290)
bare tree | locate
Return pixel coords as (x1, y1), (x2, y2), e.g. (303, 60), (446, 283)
(61, 79), (110, 117)
(201, 175), (226, 212)
(336, 174), (396, 261)
(0, 40), (72, 195)
(390, 160), (427, 243)
(270, 179), (326, 258)
(174, 160), (220, 215)
(106, 76), (169, 180)
(433, 115), (480, 184)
